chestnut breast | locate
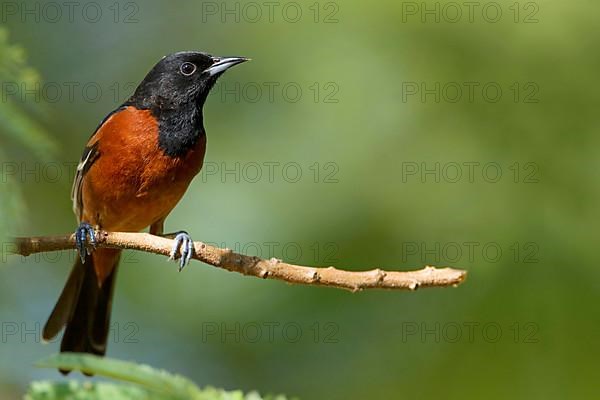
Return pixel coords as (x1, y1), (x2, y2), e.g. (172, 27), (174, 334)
(81, 106), (206, 231)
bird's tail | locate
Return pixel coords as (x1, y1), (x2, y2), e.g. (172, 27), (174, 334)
(43, 249), (121, 375)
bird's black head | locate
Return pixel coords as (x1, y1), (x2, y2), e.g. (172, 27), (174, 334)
(125, 51), (248, 158)
(127, 51), (249, 111)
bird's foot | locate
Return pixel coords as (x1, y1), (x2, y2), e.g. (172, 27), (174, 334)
(75, 222), (96, 263)
(168, 231), (194, 271)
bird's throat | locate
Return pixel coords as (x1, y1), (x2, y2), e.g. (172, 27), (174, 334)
(156, 104), (205, 158)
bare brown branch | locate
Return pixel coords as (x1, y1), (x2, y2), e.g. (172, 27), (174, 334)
(9, 231), (467, 292)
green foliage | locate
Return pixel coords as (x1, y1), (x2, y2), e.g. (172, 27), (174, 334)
(0, 147), (25, 239)
(0, 28), (55, 238)
(28, 354), (290, 400)
(0, 27), (56, 158)
(25, 381), (157, 400)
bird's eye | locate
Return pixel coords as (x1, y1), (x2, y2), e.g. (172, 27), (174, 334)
(180, 62), (197, 76)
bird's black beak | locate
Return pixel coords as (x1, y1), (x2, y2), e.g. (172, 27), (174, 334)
(205, 56), (250, 76)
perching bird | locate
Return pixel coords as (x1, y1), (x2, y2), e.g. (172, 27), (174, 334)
(42, 51), (248, 372)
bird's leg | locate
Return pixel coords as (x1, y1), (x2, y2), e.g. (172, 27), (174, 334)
(150, 216), (193, 271)
(152, 225), (194, 271)
(74, 222), (97, 263)
(165, 231), (194, 271)
(149, 218), (165, 236)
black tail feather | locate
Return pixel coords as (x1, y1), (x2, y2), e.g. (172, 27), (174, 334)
(43, 252), (120, 375)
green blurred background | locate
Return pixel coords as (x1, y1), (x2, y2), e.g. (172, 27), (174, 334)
(1, 0), (598, 398)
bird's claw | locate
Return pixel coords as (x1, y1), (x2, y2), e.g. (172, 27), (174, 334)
(75, 222), (96, 263)
(169, 231), (194, 271)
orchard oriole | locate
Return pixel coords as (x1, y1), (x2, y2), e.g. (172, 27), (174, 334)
(42, 51), (248, 372)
